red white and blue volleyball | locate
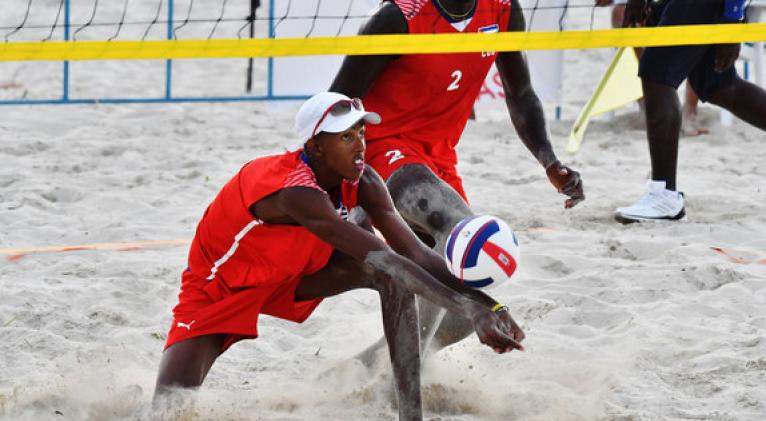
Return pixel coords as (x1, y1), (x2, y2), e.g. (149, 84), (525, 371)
(444, 215), (520, 289)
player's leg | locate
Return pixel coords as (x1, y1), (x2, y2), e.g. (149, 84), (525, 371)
(359, 143), (475, 354)
(295, 251), (423, 420)
(636, 0), (708, 193)
(643, 79), (683, 191)
(375, 269), (422, 420)
(681, 82), (708, 136)
(153, 334), (226, 401)
(613, 77), (687, 224)
(386, 163), (476, 352)
(707, 78), (766, 130)
(614, 1), (715, 223)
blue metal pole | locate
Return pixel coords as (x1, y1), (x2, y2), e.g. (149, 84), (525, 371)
(0, 94), (310, 106)
(166, 0), (174, 99)
(63, 0), (71, 101)
(267, 0), (275, 99)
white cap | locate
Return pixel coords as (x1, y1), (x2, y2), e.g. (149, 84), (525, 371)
(289, 92), (381, 152)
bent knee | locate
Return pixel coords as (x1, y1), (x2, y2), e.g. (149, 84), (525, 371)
(373, 273), (414, 300)
(426, 208), (447, 232)
(396, 194), (467, 235)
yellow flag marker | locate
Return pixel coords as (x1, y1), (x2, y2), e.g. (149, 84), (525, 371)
(567, 47), (644, 154)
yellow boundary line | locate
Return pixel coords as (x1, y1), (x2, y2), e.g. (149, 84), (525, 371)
(1, 24), (765, 62)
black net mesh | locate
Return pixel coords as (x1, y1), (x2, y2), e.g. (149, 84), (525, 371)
(0, 1), (606, 43)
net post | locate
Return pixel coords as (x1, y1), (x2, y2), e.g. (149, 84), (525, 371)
(165, 0), (174, 100)
(754, 42), (765, 88)
(246, 0), (259, 93)
(63, 0), (71, 102)
(267, 0), (275, 99)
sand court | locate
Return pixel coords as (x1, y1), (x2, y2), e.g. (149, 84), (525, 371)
(1, 3), (766, 420)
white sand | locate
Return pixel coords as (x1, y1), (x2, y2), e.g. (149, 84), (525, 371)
(1, 2), (765, 421)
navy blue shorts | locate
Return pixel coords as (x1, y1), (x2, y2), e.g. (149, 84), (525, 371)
(638, 0), (739, 102)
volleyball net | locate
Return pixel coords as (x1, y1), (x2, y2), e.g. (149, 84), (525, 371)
(0, 0), (764, 105)
(1, 0), (764, 60)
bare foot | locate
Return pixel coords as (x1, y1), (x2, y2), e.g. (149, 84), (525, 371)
(682, 109), (709, 137)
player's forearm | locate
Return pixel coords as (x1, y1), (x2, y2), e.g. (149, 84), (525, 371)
(365, 249), (486, 318)
(506, 89), (558, 168)
(412, 246), (498, 309)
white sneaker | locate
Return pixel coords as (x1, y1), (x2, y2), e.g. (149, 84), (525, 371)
(615, 180), (685, 224)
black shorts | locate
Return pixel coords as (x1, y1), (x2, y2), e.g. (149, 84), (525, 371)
(638, 0), (739, 102)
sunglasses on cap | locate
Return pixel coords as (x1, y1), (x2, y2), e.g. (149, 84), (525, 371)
(312, 98), (365, 139)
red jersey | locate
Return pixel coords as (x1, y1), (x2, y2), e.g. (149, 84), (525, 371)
(363, 0), (512, 169)
(165, 150), (359, 351)
(187, 149), (359, 288)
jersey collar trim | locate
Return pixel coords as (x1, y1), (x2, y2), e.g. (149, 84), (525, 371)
(431, 0), (477, 24)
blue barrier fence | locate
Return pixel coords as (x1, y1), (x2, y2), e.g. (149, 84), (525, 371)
(0, 0), (307, 106)
(0, 1), (761, 109)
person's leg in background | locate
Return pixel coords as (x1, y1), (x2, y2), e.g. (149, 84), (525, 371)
(682, 81), (709, 136)
(610, 0), (704, 136)
(614, 0), (710, 223)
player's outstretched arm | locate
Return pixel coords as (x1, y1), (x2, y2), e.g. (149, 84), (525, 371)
(496, 0), (584, 209)
(358, 168), (494, 306)
(329, 2), (408, 98)
(357, 168), (525, 348)
(276, 184), (523, 352)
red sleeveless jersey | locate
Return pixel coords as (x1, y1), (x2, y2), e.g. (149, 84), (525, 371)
(363, 0), (512, 169)
(165, 150), (359, 351)
(187, 150), (359, 289)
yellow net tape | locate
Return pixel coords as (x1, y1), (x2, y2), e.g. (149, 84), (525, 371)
(1, 23), (765, 62)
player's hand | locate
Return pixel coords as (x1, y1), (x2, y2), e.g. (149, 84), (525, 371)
(471, 309), (524, 353)
(495, 308), (525, 349)
(545, 160), (585, 209)
(623, 0), (649, 27)
(714, 43), (741, 73)
(595, 0), (614, 6)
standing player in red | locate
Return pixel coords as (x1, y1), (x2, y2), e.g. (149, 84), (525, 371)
(153, 92), (525, 420)
(329, 0), (584, 360)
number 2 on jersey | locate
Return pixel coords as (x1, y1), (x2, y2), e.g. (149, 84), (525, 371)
(385, 149), (405, 165)
(447, 70), (462, 91)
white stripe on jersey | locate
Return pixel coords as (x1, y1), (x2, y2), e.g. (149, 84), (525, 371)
(206, 219), (263, 281)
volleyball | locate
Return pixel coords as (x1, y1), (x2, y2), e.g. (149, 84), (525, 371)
(444, 215), (520, 289)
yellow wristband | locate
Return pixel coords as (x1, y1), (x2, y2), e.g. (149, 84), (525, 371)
(492, 303), (509, 313)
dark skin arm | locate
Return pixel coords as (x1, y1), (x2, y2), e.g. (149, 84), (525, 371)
(359, 167), (525, 347)
(623, 0), (649, 27)
(254, 174), (523, 352)
(496, 0), (584, 208)
(329, 1), (406, 97)
(332, 0), (583, 208)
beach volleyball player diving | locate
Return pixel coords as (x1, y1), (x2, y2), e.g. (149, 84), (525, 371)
(152, 92), (525, 420)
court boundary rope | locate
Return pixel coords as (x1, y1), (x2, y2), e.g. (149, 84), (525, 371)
(3, 236), (763, 266)
(1, 23), (765, 61)
(1, 239), (191, 261)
